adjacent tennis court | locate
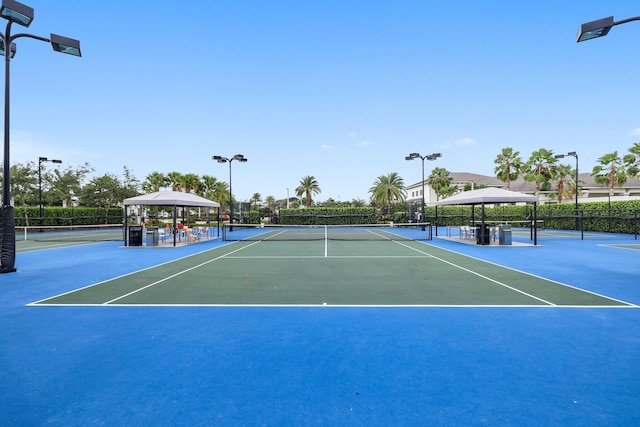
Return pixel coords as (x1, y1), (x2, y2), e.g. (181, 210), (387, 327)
(32, 225), (633, 307)
(4, 226), (640, 425)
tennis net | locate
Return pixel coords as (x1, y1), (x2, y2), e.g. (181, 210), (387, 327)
(16, 224), (125, 242)
(222, 223), (432, 242)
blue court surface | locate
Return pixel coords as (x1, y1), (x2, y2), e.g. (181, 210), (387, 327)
(1, 228), (639, 425)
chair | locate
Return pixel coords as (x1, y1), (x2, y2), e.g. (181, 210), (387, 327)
(198, 227), (209, 240)
(183, 226), (198, 242)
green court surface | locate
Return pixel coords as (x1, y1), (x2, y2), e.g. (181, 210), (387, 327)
(33, 239), (633, 307)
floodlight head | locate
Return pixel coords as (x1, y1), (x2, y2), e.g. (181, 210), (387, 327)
(51, 159), (62, 164)
(50, 33), (81, 57)
(232, 154), (245, 160)
(0, 40), (16, 58)
(554, 154), (565, 159)
(239, 158), (247, 162)
(432, 153), (442, 158)
(0, 0), (34, 27)
(408, 153), (420, 159)
(577, 16), (614, 42)
(405, 156), (412, 161)
(568, 151), (577, 157)
(212, 155), (223, 160)
(39, 156), (48, 162)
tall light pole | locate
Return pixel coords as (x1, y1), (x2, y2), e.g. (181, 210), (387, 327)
(212, 154), (247, 231)
(555, 151), (579, 229)
(0, 0), (81, 273)
(405, 152), (441, 231)
(38, 156), (61, 226)
(576, 15), (640, 42)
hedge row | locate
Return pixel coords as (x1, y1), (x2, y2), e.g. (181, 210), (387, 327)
(422, 200), (640, 234)
(279, 207), (377, 225)
(14, 206), (124, 227)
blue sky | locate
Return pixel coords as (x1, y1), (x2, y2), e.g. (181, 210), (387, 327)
(8, 1), (640, 203)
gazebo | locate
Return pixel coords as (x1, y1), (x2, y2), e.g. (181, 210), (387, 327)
(123, 191), (220, 246)
(434, 188), (538, 245)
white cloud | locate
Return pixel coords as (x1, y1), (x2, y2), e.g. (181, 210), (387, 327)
(356, 140), (374, 147)
(630, 128), (640, 136)
(455, 137), (476, 146)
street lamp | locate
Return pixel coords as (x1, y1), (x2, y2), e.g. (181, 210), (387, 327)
(38, 157), (61, 226)
(405, 152), (441, 231)
(212, 154), (247, 231)
(576, 15), (640, 42)
(0, 0), (81, 273)
(555, 151), (579, 229)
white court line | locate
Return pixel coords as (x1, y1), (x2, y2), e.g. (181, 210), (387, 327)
(411, 240), (637, 308)
(391, 239), (557, 306)
(103, 241), (263, 305)
(225, 255), (431, 259)
(28, 241), (250, 305)
(32, 303), (639, 309)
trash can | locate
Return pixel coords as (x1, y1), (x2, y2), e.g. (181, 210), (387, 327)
(475, 224), (491, 245)
(499, 225), (512, 245)
(146, 227), (159, 246)
(129, 225), (143, 246)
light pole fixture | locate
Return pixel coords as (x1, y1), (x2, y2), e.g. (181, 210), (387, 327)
(0, 0), (81, 273)
(405, 152), (441, 231)
(555, 151), (579, 229)
(212, 154), (247, 231)
(577, 15), (640, 42)
(38, 157), (61, 226)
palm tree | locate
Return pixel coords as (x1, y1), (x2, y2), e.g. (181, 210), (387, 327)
(623, 142), (640, 178)
(265, 195), (276, 220)
(166, 171), (184, 192)
(426, 167), (453, 201)
(182, 173), (202, 194)
(251, 193), (262, 211)
(494, 147), (523, 190)
(524, 148), (557, 198)
(369, 172), (406, 218)
(200, 175), (218, 199)
(295, 176), (321, 207)
(592, 151), (628, 198)
(142, 171), (168, 193)
(211, 181), (231, 214)
(553, 163), (574, 204)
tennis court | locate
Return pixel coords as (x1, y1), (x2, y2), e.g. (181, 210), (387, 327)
(3, 226), (640, 425)
(32, 224), (633, 307)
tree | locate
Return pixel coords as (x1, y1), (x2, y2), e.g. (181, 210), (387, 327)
(142, 171), (168, 193)
(200, 175), (219, 199)
(166, 171), (184, 191)
(369, 172), (405, 218)
(265, 195), (276, 219)
(426, 167), (453, 201)
(592, 151), (628, 198)
(494, 147), (523, 190)
(623, 142), (640, 178)
(213, 181), (230, 212)
(295, 176), (321, 207)
(8, 162), (37, 224)
(181, 173), (201, 194)
(120, 166), (141, 200)
(80, 174), (122, 208)
(49, 162), (94, 207)
(552, 163), (574, 204)
(524, 148), (557, 198)
(251, 193), (262, 211)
